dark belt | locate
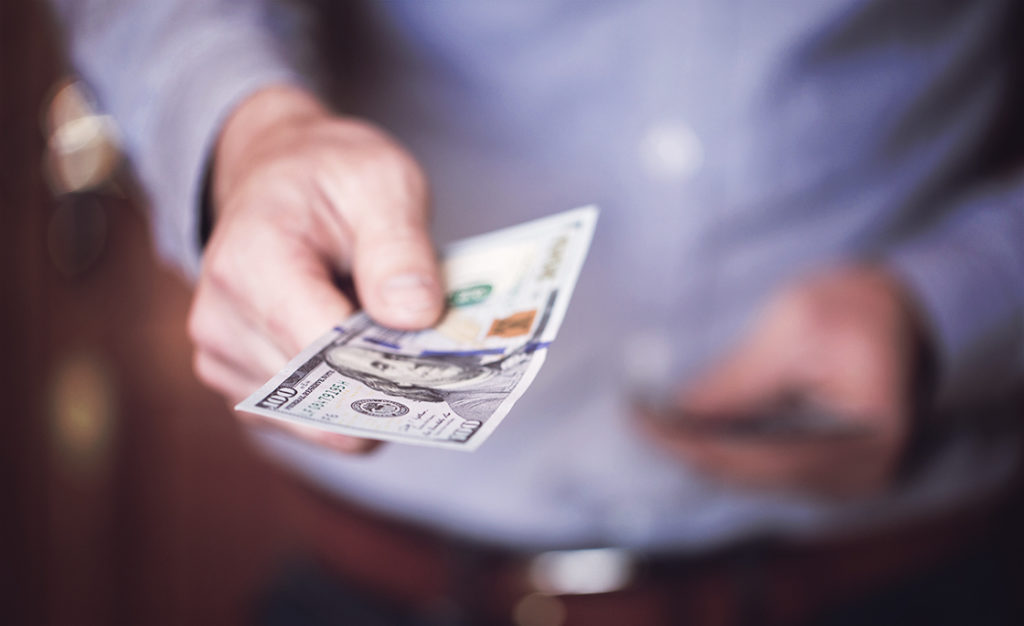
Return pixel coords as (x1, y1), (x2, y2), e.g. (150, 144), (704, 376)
(283, 477), (1002, 626)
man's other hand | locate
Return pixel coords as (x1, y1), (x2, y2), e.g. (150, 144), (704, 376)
(188, 85), (444, 453)
(642, 267), (927, 496)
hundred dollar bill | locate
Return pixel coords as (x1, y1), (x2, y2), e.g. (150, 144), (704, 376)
(236, 206), (598, 450)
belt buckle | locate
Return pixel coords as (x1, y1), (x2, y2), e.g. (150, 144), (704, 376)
(527, 547), (637, 595)
(513, 548), (638, 626)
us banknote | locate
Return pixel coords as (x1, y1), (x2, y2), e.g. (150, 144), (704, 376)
(236, 206), (598, 450)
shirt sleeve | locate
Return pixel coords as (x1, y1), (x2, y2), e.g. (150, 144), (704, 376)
(886, 174), (1024, 408)
(50, 0), (308, 279)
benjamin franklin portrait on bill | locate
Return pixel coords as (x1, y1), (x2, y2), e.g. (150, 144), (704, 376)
(320, 291), (558, 423)
(323, 344), (535, 423)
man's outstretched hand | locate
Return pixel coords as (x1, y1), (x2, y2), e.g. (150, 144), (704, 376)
(188, 85), (445, 453)
(642, 267), (928, 497)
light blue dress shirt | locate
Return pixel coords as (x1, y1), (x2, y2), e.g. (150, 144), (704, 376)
(54, 0), (1024, 551)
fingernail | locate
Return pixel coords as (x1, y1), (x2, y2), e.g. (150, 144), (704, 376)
(381, 274), (437, 313)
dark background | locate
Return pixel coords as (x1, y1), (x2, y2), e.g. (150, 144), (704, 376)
(4, 3), (319, 624)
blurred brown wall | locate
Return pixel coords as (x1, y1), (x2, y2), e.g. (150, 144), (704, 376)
(3, 4), (307, 625)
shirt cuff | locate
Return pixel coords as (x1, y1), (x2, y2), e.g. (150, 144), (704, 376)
(886, 195), (1024, 408)
(126, 28), (304, 280)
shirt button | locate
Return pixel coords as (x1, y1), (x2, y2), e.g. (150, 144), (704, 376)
(638, 119), (704, 181)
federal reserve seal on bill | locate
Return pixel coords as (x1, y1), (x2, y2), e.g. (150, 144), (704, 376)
(351, 398), (410, 417)
(236, 206), (597, 451)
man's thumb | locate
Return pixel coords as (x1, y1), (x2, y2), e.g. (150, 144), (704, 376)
(351, 221), (444, 330)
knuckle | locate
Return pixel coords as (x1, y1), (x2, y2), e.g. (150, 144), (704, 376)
(263, 306), (299, 353)
(203, 249), (252, 306)
(192, 351), (216, 386)
(186, 307), (205, 348)
(192, 351), (243, 403)
(203, 251), (236, 292)
(186, 298), (216, 350)
(363, 142), (429, 205)
(258, 156), (311, 189)
(389, 147), (428, 193)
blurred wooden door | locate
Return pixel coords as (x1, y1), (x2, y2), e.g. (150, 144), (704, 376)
(3, 4), (303, 625)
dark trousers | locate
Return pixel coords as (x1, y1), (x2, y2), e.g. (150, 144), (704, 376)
(254, 529), (1019, 626)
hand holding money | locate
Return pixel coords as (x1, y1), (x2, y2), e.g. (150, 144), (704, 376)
(189, 85), (444, 453)
(237, 207), (597, 451)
